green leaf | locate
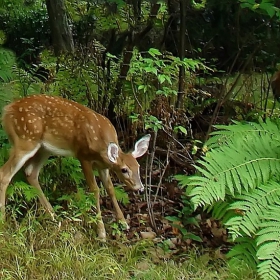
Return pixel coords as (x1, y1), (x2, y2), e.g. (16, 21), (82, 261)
(183, 233), (203, 242)
(148, 48), (162, 56)
(158, 74), (166, 84)
(165, 216), (181, 222)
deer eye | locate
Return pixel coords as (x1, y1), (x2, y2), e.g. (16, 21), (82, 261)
(121, 168), (128, 174)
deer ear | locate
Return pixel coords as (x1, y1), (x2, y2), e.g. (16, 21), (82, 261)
(132, 134), (151, 158)
(108, 143), (119, 163)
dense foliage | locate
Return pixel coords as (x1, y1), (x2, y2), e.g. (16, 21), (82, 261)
(1, 0), (280, 279)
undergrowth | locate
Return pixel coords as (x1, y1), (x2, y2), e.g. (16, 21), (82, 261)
(176, 118), (280, 280)
(0, 213), (256, 280)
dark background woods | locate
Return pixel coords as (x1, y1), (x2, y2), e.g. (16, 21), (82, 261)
(1, 0), (279, 141)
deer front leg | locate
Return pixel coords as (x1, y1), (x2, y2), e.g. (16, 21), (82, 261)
(80, 160), (106, 240)
(99, 169), (129, 230)
(0, 144), (41, 218)
(24, 149), (54, 219)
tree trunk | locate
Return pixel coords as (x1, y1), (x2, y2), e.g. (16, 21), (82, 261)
(176, 0), (186, 109)
(46, 0), (74, 56)
(107, 3), (161, 121)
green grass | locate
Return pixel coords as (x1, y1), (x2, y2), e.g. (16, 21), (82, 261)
(0, 213), (258, 280)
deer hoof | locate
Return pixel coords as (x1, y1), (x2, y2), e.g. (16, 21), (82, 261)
(97, 221), (107, 241)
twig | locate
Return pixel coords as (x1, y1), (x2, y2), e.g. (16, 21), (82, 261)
(145, 130), (158, 233)
(162, 126), (194, 164)
(131, 81), (143, 110)
(153, 145), (170, 205)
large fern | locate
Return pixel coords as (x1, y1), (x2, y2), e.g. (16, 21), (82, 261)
(0, 47), (43, 112)
(0, 47), (18, 108)
(176, 118), (280, 280)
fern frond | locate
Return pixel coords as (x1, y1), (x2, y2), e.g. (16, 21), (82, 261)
(0, 47), (16, 82)
(207, 118), (280, 149)
(205, 200), (232, 220)
(176, 118), (280, 280)
(224, 181), (280, 240)
(258, 260), (280, 280)
(7, 181), (40, 202)
(256, 203), (280, 280)
(227, 237), (258, 269)
(186, 119), (280, 208)
(0, 48), (41, 109)
(0, 48), (19, 109)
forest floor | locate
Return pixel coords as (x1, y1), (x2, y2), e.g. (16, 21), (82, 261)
(0, 220), (256, 280)
(0, 200), (258, 280)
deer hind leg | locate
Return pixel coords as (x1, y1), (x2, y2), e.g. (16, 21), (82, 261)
(99, 169), (129, 230)
(0, 142), (41, 217)
(24, 148), (54, 217)
(80, 160), (106, 240)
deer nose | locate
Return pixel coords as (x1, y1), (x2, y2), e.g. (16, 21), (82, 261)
(134, 182), (144, 192)
(124, 182), (144, 192)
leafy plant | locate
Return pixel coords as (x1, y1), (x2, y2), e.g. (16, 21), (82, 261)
(239, 0), (280, 18)
(0, 47), (44, 110)
(0, 47), (16, 82)
(128, 47), (204, 108)
(110, 221), (128, 239)
(6, 181), (40, 217)
(165, 197), (202, 242)
(0, 47), (18, 109)
(175, 118), (280, 280)
(40, 157), (84, 192)
(0, 0), (49, 63)
(57, 187), (97, 223)
(113, 186), (129, 206)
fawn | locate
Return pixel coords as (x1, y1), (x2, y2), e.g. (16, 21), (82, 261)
(0, 94), (150, 239)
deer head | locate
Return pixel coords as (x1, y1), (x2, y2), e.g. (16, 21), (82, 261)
(107, 134), (151, 191)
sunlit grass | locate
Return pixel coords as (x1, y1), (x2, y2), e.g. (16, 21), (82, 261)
(0, 212), (258, 280)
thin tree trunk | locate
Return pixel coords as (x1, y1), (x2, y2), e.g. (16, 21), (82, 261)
(46, 0), (74, 56)
(176, 0), (186, 109)
(107, 3), (160, 120)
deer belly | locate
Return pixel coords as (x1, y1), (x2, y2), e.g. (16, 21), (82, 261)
(42, 141), (74, 156)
